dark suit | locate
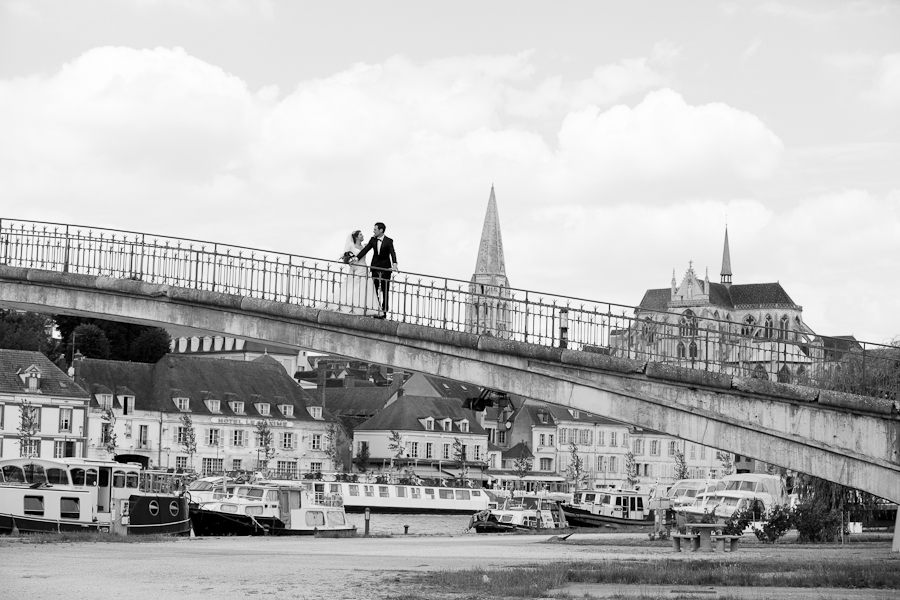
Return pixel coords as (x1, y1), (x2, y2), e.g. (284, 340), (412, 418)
(356, 235), (397, 313)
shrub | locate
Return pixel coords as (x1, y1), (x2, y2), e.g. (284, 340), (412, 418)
(792, 500), (843, 542)
(722, 507), (753, 536)
(753, 504), (792, 543)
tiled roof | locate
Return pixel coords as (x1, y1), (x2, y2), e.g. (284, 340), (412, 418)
(638, 288), (670, 312)
(76, 355), (317, 420)
(639, 282), (798, 313)
(322, 387), (394, 417)
(502, 442), (533, 460)
(356, 395), (486, 434)
(0, 349), (89, 398)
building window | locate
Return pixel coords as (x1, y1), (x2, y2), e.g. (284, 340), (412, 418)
(425, 419), (434, 431)
(232, 459), (242, 471)
(201, 458), (224, 475)
(679, 310), (697, 338)
(174, 397), (189, 411)
(539, 434), (546, 447)
(256, 403), (270, 416)
(207, 429), (220, 447)
(498, 430), (507, 445)
(548, 434), (555, 446)
(779, 315), (790, 340)
(310, 462), (322, 473)
(308, 406), (322, 419)
(54, 440), (65, 458)
(58, 407), (72, 433)
(282, 432), (296, 450)
(425, 442), (433, 459)
(205, 400), (221, 413)
(668, 441), (677, 456)
(138, 425), (149, 449)
(101, 423), (113, 445)
(700, 446), (706, 460)
(310, 434), (321, 451)
(650, 440), (659, 456)
(608, 456), (617, 472)
(610, 432), (617, 447)
(559, 428), (567, 444)
(356, 440), (368, 457)
(176, 427), (189, 445)
(473, 446), (481, 460)
(689, 342), (698, 359)
(442, 419), (451, 431)
(442, 444), (451, 460)
(690, 444), (696, 460)
(741, 315), (756, 337)
(540, 458), (552, 471)
(597, 431), (605, 446)
(230, 401), (245, 414)
(677, 342), (686, 359)
(764, 315), (774, 339)
(409, 442), (419, 458)
(27, 374), (40, 391)
(459, 421), (469, 433)
(280, 405), (294, 417)
(632, 439), (643, 456)
(276, 460), (296, 477)
(98, 394), (113, 409)
(123, 396), (135, 415)
(233, 430), (246, 447)
(175, 456), (188, 470)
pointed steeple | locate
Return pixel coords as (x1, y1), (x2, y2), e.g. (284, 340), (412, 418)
(720, 226), (733, 287)
(474, 185), (507, 279)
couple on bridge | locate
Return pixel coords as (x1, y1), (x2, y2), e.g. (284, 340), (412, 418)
(328, 222), (398, 318)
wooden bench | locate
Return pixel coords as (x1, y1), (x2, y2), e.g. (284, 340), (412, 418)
(710, 534), (742, 552)
(671, 532), (701, 552)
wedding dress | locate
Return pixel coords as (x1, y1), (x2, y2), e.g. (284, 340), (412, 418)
(326, 235), (383, 316)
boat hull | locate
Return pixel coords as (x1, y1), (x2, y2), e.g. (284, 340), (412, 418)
(127, 495), (192, 535)
(562, 505), (654, 528)
(0, 513), (104, 534)
(188, 506), (356, 537)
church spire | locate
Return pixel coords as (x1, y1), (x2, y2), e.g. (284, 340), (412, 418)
(720, 226), (733, 287)
(474, 185), (507, 279)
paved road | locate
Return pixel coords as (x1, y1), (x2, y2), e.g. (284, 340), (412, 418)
(1, 534), (895, 600)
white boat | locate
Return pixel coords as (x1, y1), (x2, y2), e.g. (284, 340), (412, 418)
(323, 480), (491, 514)
(664, 479), (713, 508)
(188, 481), (356, 536)
(470, 495), (566, 533)
(678, 473), (787, 521)
(561, 488), (654, 527)
(0, 457), (191, 535)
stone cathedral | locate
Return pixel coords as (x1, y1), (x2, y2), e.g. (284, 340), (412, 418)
(465, 186), (512, 338)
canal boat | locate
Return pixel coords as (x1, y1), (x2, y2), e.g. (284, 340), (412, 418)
(323, 480), (491, 514)
(561, 488), (654, 527)
(469, 495), (566, 533)
(0, 457), (191, 535)
(188, 481), (356, 536)
(678, 473), (787, 521)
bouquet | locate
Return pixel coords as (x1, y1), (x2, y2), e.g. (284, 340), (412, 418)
(339, 251), (356, 264)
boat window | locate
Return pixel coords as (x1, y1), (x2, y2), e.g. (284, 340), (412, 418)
(614, 496), (623, 507)
(60, 497), (80, 519)
(455, 490), (471, 501)
(267, 490), (279, 502)
(247, 488), (264, 499)
(85, 469), (98, 486)
(411, 488), (421, 499)
(245, 506), (263, 516)
(126, 472), (139, 488)
(113, 470), (126, 488)
(599, 495), (611, 504)
(70, 468), (85, 485)
(379, 486), (390, 498)
(98, 469), (109, 487)
(24, 495), (44, 515)
(721, 497), (739, 506)
(439, 489), (454, 500)
(23, 463), (47, 484)
(686, 489), (698, 497)
(46, 468), (69, 485)
(396, 487), (407, 498)
(739, 481), (755, 492)
(636, 498), (643, 511)
(424, 488), (435, 497)
(329, 484), (341, 494)
(471, 490), (481, 497)
(716, 482), (726, 492)
(2, 465), (25, 483)
(573, 493), (583, 503)
(348, 485), (359, 497)
(726, 481), (741, 491)
(213, 489), (229, 500)
(327, 511), (346, 526)
(364, 485), (374, 497)
(305, 511), (325, 526)
(189, 481), (214, 491)
(220, 504), (238, 513)
(757, 483), (770, 495)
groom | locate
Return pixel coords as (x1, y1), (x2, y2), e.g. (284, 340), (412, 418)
(355, 222), (398, 317)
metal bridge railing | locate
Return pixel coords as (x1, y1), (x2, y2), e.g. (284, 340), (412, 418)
(1, 218), (898, 400)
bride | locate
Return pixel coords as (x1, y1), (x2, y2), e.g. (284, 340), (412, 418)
(327, 230), (383, 316)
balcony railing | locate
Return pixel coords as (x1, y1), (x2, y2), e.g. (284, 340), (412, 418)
(2, 217), (898, 400)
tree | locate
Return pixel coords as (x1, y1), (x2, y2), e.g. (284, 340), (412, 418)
(353, 442), (370, 473)
(69, 323), (110, 360)
(388, 430), (405, 472)
(716, 451), (734, 476)
(17, 398), (40, 457)
(565, 441), (586, 489)
(325, 422), (344, 472)
(625, 451), (638, 488)
(452, 437), (469, 483)
(513, 455), (532, 490)
(0, 310), (55, 355)
(100, 406), (117, 456)
(673, 449), (689, 480)
(255, 419), (275, 469)
(180, 413), (197, 469)
(128, 328), (171, 363)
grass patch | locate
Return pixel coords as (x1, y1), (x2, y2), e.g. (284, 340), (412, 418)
(419, 556), (900, 599)
(2, 531), (183, 544)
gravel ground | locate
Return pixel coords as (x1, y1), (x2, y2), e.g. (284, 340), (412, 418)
(1, 533), (896, 600)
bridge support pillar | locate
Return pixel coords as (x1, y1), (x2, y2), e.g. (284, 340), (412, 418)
(893, 509), (900, 553)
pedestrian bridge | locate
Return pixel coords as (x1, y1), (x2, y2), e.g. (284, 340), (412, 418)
(1, 219), (898, 504)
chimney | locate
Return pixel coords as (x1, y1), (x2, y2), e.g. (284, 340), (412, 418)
(317, 361), (328, 411)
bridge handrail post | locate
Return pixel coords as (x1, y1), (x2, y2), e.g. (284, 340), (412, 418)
(211, 243), (218, 292)
(523, 291), (529, 344)
(63, 224), (70, 273)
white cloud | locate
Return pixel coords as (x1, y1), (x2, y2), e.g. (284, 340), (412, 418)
(130, 0), (276, 18)
(3, 0), (41, 18)
(863, 53), (900, 109)
(739, 39), (762, 62)
(824, 51), (878, 71)
(759, 1), (894, 21)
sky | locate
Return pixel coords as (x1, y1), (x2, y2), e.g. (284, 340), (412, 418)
(1, 0), (898, 343)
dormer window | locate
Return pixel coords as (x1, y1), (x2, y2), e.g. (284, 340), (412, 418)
(424, 418), (434, 431)
(20, 365), (42, 391)
(122, 396), (135, 415)
(27, 374), (40, 391)
(98, 394), (113, 409)
(205, 400), (221, 413)
(256, 403), (271, 416)
(230, 401), (245, 414)
(308, 406), (322, 419)
(174, 397), (190, 411)
(280, 405), (294, 417)
(537, 410), (549, 424)
(568, 409), (580, 418)
(442, 418), (452, 431)
(458, 420), (469, 433)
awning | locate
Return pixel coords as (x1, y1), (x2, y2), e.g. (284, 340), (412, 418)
(489, 474), (566, 482)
